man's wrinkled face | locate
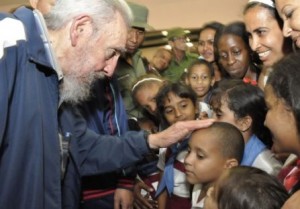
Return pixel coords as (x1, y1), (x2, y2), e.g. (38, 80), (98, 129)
(60, 12), (128, 104)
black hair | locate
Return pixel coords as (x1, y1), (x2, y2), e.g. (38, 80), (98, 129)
(205, 122), (244, 163)
(156, 82), (198, 126)
(210, 79), (272, 148)
(199, 21), (225, 37)
(217, 166), (289, 209)
(267, 52), (300, 136)
(243, 1), (283, 28)
(186, 59), (215, 77)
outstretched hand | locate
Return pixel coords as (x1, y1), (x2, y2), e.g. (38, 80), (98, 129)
(148, 119), (214, 149)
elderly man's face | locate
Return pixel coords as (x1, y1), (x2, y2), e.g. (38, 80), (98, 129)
(30, 0), (56, 14)
(59, 11), (128, 104)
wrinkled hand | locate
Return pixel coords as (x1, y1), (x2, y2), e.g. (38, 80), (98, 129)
(282, 190), (300, 209)
(148, 119), (214, 149)
(114, 188), (133, 209)
(133, 180), (158, 209)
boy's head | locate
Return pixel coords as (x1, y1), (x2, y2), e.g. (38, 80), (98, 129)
(204, 166), (289, 209)
(184, 122), (244, 185)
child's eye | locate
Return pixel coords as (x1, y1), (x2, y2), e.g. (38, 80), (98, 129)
(180, 102), (188, 109)
(201, 75), (208, 80)
(190, 75), (198, 80)
(197, 153), (205, 159)
(164, 108), (173, 114)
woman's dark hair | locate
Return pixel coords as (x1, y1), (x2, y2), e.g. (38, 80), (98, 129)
(214, 21), (261, 78)
(217, 166), (289, 209)
(199, 21), (224, 37)
(267, 52), (300, 136)
(210, 79), (272, 147)
(243, 1), (283, 28)
(156, 83), (198, 126)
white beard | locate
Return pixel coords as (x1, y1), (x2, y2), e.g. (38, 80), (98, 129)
(59, 71), (105, 105)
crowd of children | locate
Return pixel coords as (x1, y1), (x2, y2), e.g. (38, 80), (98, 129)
(128, 0), (300, 209)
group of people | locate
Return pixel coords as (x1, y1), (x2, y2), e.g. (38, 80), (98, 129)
(1, 0), (300, 209)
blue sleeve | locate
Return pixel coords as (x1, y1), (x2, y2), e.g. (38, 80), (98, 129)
(59, 104), (149, 176)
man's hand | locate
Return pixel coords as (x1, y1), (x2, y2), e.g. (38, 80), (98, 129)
(148, 119), (214, 149)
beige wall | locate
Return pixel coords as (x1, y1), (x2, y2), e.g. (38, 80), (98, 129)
(129, 0), (248, 30)
(0, 0), (248, 60)
(1, 0), (248, 29)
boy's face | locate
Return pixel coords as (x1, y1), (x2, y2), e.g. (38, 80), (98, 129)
(184, 129), (228, 185)
(163, 92), (197, 125)
(186, 64), (215, 100)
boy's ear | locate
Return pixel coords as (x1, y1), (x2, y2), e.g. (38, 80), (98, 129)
(224, 158), (239, 168)
(237, 115), (252, 132)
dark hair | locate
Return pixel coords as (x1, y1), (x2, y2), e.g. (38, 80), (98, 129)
(186, 59), (215, 77)
(156, 83), (198, 126)
(131, 73), (165, 104)
(210, 79), (272, 147)
(243, 2), (283, 28)
(207, 122), (244, 163)
(267, 52), (300, 136)
(214, 21), (261, 78)
(199, 21), (224, 37)
(217, 166), (289, 209)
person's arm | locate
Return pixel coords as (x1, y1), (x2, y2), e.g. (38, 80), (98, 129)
(60, 105), (214, 176)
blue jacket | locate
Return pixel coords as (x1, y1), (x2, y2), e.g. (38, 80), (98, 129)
(78, 77), (136, 207)
(0, 7), (151, 209)
(0, 8), (61, 209)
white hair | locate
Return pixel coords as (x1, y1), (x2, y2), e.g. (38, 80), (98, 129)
(44, 0), (132, 31)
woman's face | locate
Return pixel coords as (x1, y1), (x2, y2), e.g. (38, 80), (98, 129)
(198, 28), (216, 62)
(244, 5), (285, 67)
(264, 85), (300, 155)
(276, 0), (300, 48)
(218, 34), (250, 79)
